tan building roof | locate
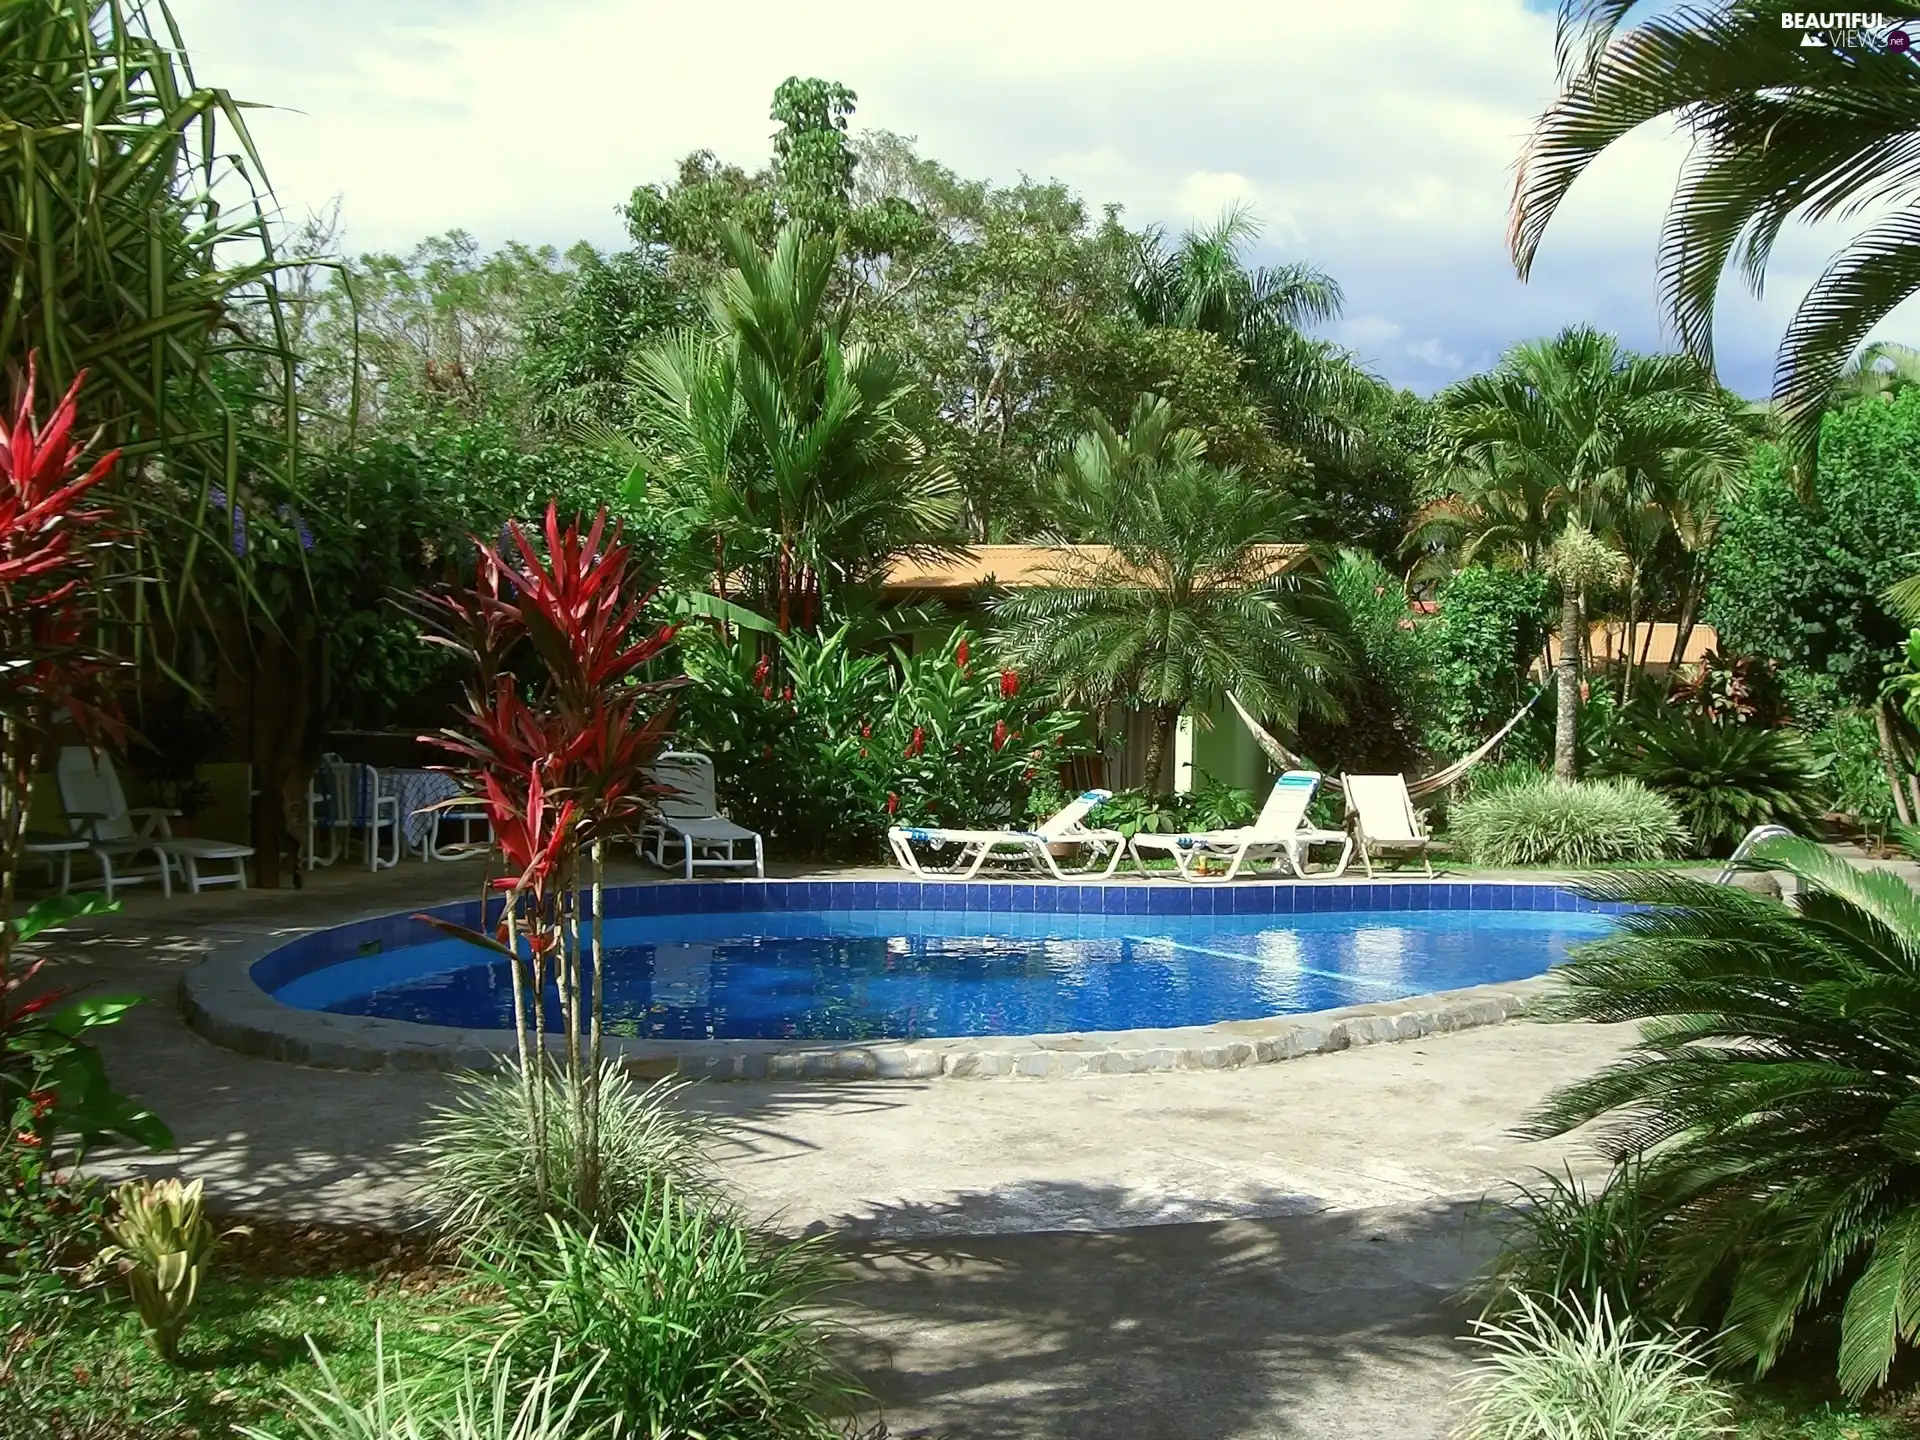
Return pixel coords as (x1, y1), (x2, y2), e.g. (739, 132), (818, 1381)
(1544, 622), (1721, 669)
(881, 543), (1307, 593)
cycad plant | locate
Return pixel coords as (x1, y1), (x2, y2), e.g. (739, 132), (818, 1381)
(1528, 837), (1920, 1396)
(1599, 710), (1827, 856)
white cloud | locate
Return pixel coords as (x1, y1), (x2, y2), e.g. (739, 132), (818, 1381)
(167, 0), (1920, 397)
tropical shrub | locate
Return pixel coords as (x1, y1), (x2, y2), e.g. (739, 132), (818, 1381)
(245, 1331), (608, 1440)
(1527, 840), (1920, 1396)
(414, 1062), (710, 1256)
(1599, 711), (1827, 857)
(478, 1192), (859, 1440)
(1448, 777), (1686, 868)
(1705, 394), (1920, 709)
(1452, 1292), (1733, 1440)
(2, 906), (165, 1336)
(1297, 549), (1437, 775)
(1076, 782), (1257, 839)
(679, 624), (1087, 858)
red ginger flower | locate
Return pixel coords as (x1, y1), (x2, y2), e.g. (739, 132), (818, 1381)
(999, 669), (1019, 698)
(905, 727), (925, 758)
(955, 638), (970, 672)
(752, 655), (770, 686)
(992, 720), (1011, 750)
(886, 792), (899, 815)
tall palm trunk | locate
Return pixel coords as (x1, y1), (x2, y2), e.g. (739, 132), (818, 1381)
(1555, 587), (1581, 780)
(1140, 702), (1182, 793)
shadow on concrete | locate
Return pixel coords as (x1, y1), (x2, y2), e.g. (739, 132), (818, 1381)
(821, 1188), (1491, 1440)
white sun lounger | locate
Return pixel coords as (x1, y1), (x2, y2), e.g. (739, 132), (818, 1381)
(1129, 770), (1353, 881)
(1344, 772), (1435, 878)
(639, 751), (764, 879)
(57, 746), (253, 898)
(887, 788), (1128, 880)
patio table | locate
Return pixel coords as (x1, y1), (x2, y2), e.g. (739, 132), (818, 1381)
(378, 769), (463, 851)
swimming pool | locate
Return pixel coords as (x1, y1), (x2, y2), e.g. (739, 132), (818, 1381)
(275, 905), (1608, 1041)
(189, 879), (1617, 1077)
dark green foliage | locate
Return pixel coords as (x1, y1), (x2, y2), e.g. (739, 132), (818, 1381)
(1423, 566), (1554, 761)
(1298, 549), (1436, 775)
(1601, 711), (1828, 857)
(678, 626), (1086, 858)
(1705, 394), (1920, 709)
(478, 1196), (859, 1440)
(1077, 781), (1257, 839)
(1481, 1162), (1660, 1321)
(1528, 840), (1920, 1396)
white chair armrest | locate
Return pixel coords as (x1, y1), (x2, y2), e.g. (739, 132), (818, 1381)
(127, 806), (178, 839)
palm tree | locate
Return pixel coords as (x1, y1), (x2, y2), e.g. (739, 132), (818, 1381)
(1529, 837), (1920, 1398)
(1513, 1), (1920, 463)
(1421, 327), (1748, 778)
(992, 398), (1344, 791)
(1837, 341), (1920, 404)
(623, 223), (960, 631)
(1130, 204), (1379, 461)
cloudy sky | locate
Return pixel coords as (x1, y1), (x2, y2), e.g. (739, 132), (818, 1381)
(171, 0), (1893, 397)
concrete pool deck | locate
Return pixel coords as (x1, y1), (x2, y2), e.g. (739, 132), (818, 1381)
(19, 853), (1887, 1438)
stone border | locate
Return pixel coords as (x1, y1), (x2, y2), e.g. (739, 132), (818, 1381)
(180, 879), (1584, 1081)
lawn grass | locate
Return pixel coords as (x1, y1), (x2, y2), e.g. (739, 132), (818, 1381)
(4, 1219), (466, 1439)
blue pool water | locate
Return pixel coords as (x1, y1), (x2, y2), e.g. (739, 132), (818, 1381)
(272, 905), (1609, 1042)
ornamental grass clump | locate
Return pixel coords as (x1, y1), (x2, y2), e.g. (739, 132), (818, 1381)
(476, 1186), (860, 1440)
(244, 1329), (609, 1440)
(1451, 1292), (1733, 1440)
(1449, 776), (1686, 868)
(413, 1060), (712, 1255)
(1478, 1162), (1658, 1324)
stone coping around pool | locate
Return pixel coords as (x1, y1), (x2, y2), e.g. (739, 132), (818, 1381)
(180, 876), (1603, 1081)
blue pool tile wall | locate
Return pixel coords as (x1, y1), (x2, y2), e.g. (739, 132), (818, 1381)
(248, 879), (1620, 994)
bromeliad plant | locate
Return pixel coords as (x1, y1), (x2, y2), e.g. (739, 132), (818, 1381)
(99, 1177), (223, 1363)
(411, 504), (678, 1226)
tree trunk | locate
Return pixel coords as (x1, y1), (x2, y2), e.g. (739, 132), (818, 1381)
(245, 622), (320, 888)
(1140, 702), (1181, 794)
(1876, 700), (1915, 828)
(1554, 587), (1581, 781)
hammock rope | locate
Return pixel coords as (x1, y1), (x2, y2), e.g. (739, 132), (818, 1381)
(1225, 685), (1548, 798)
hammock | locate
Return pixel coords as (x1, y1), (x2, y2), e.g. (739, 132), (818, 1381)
(1225, 685), (1548, 799)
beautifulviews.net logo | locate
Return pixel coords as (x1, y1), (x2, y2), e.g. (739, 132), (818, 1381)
(1779, 11), (1914, 47)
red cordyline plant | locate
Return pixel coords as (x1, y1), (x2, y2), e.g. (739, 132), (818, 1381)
(0, 357), (123, 994)
(410, 504), (678, 1213)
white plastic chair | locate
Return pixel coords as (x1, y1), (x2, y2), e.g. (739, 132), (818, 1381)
(638, 752), (764, 878)
(1130, 771), (1353, 881)
(57, 746), (253, 898)
(304, 761), (400, 871)
(887, 788), (1128, 880)
(1344, 773), (1434, 878)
